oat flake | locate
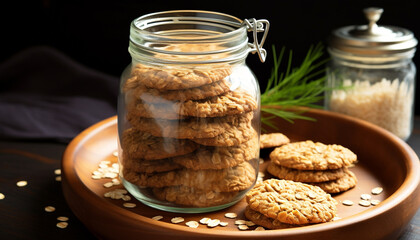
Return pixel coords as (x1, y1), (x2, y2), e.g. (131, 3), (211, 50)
(238, 225), (249, 230)
(186, 221), (199, 228)
(57, 216), (69, 221)
(371, 199), (381, 206)
(371, 187), (383, 195)
(360, 193), (372, 200)
(45, 206), (56, 212)
(207, 219), (220, 228)
(152, 215), (163, 221)
(123, 203), (136, 208)
(199, 217), (211, 224)
(224, 212), (237, 219)
(171, 217), (185, 224)
(16, 181), (27, 187)
(359, 200), (371, 207)
(56, 222), (68, 229)
(0, 193), (5, 200)
(342, 200), (354, 206)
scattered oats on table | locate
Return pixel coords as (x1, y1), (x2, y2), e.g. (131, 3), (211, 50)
(16, 180), (27, 187)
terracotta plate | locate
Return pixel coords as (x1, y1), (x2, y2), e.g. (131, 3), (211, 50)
(62, 109), (420, 240)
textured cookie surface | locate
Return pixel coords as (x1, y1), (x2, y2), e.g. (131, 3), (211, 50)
(267, 163), (347, 183)
(121, 128), (198, 160)
(244, 206), (294, 229)
(127, 111), (253, 139)
(312, 169), (357, 194)
(191, 121), (257, 147)
(270, 140), (357, 170)
(260, 133), (290, 149)
(127, 90), (257, 119)
(153, 186), (237, 207)
(246, 179), (337, 225)
(172, 138), (259, 170)
(129, 63), (232, 90)
(121, 154), (182, 173)
(124, 78), (232, 103)
(123, 161), (256, 192)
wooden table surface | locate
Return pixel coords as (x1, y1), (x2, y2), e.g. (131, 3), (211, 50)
(0, 118), (419, 240)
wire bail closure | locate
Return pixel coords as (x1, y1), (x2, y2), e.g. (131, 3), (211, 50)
(243, 18), (270, 62)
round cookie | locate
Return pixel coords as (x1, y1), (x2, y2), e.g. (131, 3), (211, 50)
(260, 133), (290, 149)
(122, 161), (256, 192)
(172, 137), (259, 170)
(129, 63), (232, 90)
(191, 122), (257, 147)
(121, 128), (198, 160)
(127, 89), (257, 119)
(270, 140), (357, 170)
(311, 169), (357, 194)
(244, 206), (295, 229)
(153, 186), (238, 207)
(124, 78), (232, 103)
(121, 154), (182, 173)
(246, 179), (337, 225)
(266, 162), (347, 183)
(127, 111), (253, 139)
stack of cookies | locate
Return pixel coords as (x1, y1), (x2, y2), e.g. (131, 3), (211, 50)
(267, 140), (358, 194)
(119, 62), (259, 207)
(245, 178), (338, 229)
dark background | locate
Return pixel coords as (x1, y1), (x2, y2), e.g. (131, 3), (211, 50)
(1, 0), (419, 113)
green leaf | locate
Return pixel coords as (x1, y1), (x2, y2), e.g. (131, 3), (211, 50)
(261, 43), (329, 129)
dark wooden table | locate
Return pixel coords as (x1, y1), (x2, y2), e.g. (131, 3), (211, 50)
(1, 118), (419, 240)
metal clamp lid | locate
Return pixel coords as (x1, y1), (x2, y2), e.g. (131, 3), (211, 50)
(243, 18), (270, 62)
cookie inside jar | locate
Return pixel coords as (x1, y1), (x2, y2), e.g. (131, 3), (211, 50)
(120, 61), (260, 212)
(118, 10), (266, 213)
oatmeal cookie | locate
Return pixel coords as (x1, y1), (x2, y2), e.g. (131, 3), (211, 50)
(191, 122), (256, 147)
(121, 154), (182, 173)
(244, 206), (294, 229)
(260, 133), (290, 149)
(172, 137), (259, 170)
(246, 179), (337, 225)
(127, 111), (253, 139)
(122, 161), (256, 192)
(124, 78), (232, 103)
(121, 128), (198, 160)
(270, 140), (357, 170)
(266, 162), (347, 183)
(128, 63), (232, 90)
(311, 169), (357, 194)
(152, 186), (238, 207)
(127, 89), (257, 119)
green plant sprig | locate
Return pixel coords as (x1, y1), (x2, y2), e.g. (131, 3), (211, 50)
(261, 43), (329, 128)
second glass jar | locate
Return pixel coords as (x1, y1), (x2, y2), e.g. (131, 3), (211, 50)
(118, 10), (268, 213)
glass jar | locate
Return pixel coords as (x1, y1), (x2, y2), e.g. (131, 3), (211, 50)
(325, 8), (417, 140)
(117, 10), (269, 213)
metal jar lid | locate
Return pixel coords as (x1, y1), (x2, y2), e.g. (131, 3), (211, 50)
(328, 7), (417, 57)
